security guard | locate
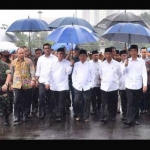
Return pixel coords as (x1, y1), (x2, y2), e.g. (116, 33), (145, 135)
(0, 53), (12, 126)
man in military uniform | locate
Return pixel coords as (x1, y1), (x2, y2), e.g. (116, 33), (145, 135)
(0, 52), (12, 126)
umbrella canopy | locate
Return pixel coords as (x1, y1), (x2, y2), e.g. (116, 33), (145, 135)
(95, 12), (149, 29)
(6, 17), (50, 50)
(0, 29), (19, 42)
(0, 41), (18, 52)
(101, 23), (150, 45)
(51, 43), (76, 51)
(48, 17), (96, 32)
(46, 24), (99, 44)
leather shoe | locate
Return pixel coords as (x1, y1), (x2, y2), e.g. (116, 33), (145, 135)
(123, 121), (133, 126)
(135, 121), (140, 125)
(14, 117), (20, 123)
(111, 117), (116, 122)
(90, 110), (96, 115)
(4, 117), (9, 126)
(121, 117), (126, 121)
(56, 117), (62, 122)
(23, 116), (28, 122)
(66, 108), (71, 115)
(39, 112), (45, 119)
(140, 110), (145, 114)
(103, 118), (108, 124)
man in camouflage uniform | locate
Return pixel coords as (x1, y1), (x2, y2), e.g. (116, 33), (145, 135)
(0, 53), (12, 126)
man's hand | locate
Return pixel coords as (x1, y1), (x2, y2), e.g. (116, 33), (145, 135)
(125, 59), (128, 67)
(45, 84), (50, 90)
(30, 80), (35, 87)
(70, 58), (75, 66)
(143, 86), (147, 93)
(1, 84), (8, 92)
(35, 81), (39, 87)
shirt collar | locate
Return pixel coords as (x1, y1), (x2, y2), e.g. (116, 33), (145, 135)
(129, 57), (139, 61)
(16, 57), (25, 61)
(104, 59), (114, 64)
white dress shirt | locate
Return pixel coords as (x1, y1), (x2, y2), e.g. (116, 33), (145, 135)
(72, 60), (95, 91)
(89, 59), (101, 87)
(124, 57), (147, 90)
(99, 59), (122, 92)
(45, 59), (72, 91)
(119, 61), (126, 90)
(36, 54), (57, 84)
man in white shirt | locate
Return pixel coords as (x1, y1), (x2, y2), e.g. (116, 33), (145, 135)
(72, 49), (95, 122)
(124, 45), (147, 126)
(45, 48), (73, 122)
(99, 47), (122, 124)
(89, 50), (101, 115)
(139, 47), (149, 114)
(119, 50), (128, 121)
(36, 43), (57, 119)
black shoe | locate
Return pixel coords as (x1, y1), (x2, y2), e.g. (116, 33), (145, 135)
(90, 110), (96, 115)
(121, 117), (126, 121)
(14, 117), (20, 123)
(27, 114), (31, 118)
(39, 112), (45, 119)
(56, 117), (62, 122)
(111, 117), (116, 122)
(135, 120), (140, 125)
(123, 121), (133, 126)
(103, 118), (108, 124)
(140, 110), (145, 114)
(23, 116), (28, 122)
(4, 117), (9, 126)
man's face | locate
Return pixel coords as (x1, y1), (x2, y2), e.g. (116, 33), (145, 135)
(141, 49), (147, 58)
(1, 55), (6, 62)
(43, 45), (51, 55)
(92, 53), (99, 61)
(23, 47), (29, 57)
(147, 51), (150, 57)
(35, 50), (42, 59)
(120, 54), (127, 61)
(79, 54), (87, 63)
(17, 48), (25, 59)
(130, 49), (138, 57)
(73, 50), (79, 57)
(104, 52), (113, 60)
(57, 51), (64, 60)
(112, 48), (116, 56)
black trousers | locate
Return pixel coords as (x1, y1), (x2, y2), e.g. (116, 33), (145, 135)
(91, 87), (101, 111)
(74, 88), (91, 120)
(119, 90), (127, 118)
(13, 88), (31, 118)
(146, 85), (150, 112)
(52, 90), (68, 118)
(126, 88), (141, 122)
(39, 83), (52, 115)
(101, 90), (118, 119)
(31, 87), (39, 111)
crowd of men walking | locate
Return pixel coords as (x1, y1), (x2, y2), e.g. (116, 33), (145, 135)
(0, 43), (150, 127)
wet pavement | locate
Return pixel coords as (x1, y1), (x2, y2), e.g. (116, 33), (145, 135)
(0, 107), (150, 140)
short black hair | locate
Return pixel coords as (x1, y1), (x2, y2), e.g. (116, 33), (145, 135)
(43, 43), (51, 49)
(35, 48), (42, 53)
(140, 47), (147, 51)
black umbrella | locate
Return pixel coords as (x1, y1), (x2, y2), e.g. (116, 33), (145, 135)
(95, 12), (149, 30)
(48, 17), (96, 33)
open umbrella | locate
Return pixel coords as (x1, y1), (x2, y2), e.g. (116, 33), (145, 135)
(95, 12), (149, 30)
(47, 24), (99, 57)
(6, 17), (50, 50)
(51, 43), (76, 51)
(101, 23), (150, 47)
(48, 17), (96, 32)
(0, 41), (18, 52)
(0, 29), (19, 42)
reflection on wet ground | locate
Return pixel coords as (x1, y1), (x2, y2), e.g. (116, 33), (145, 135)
(0, 107), (150, 139)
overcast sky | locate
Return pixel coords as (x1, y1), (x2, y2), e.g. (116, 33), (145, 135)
(0, 10), (144, 27)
